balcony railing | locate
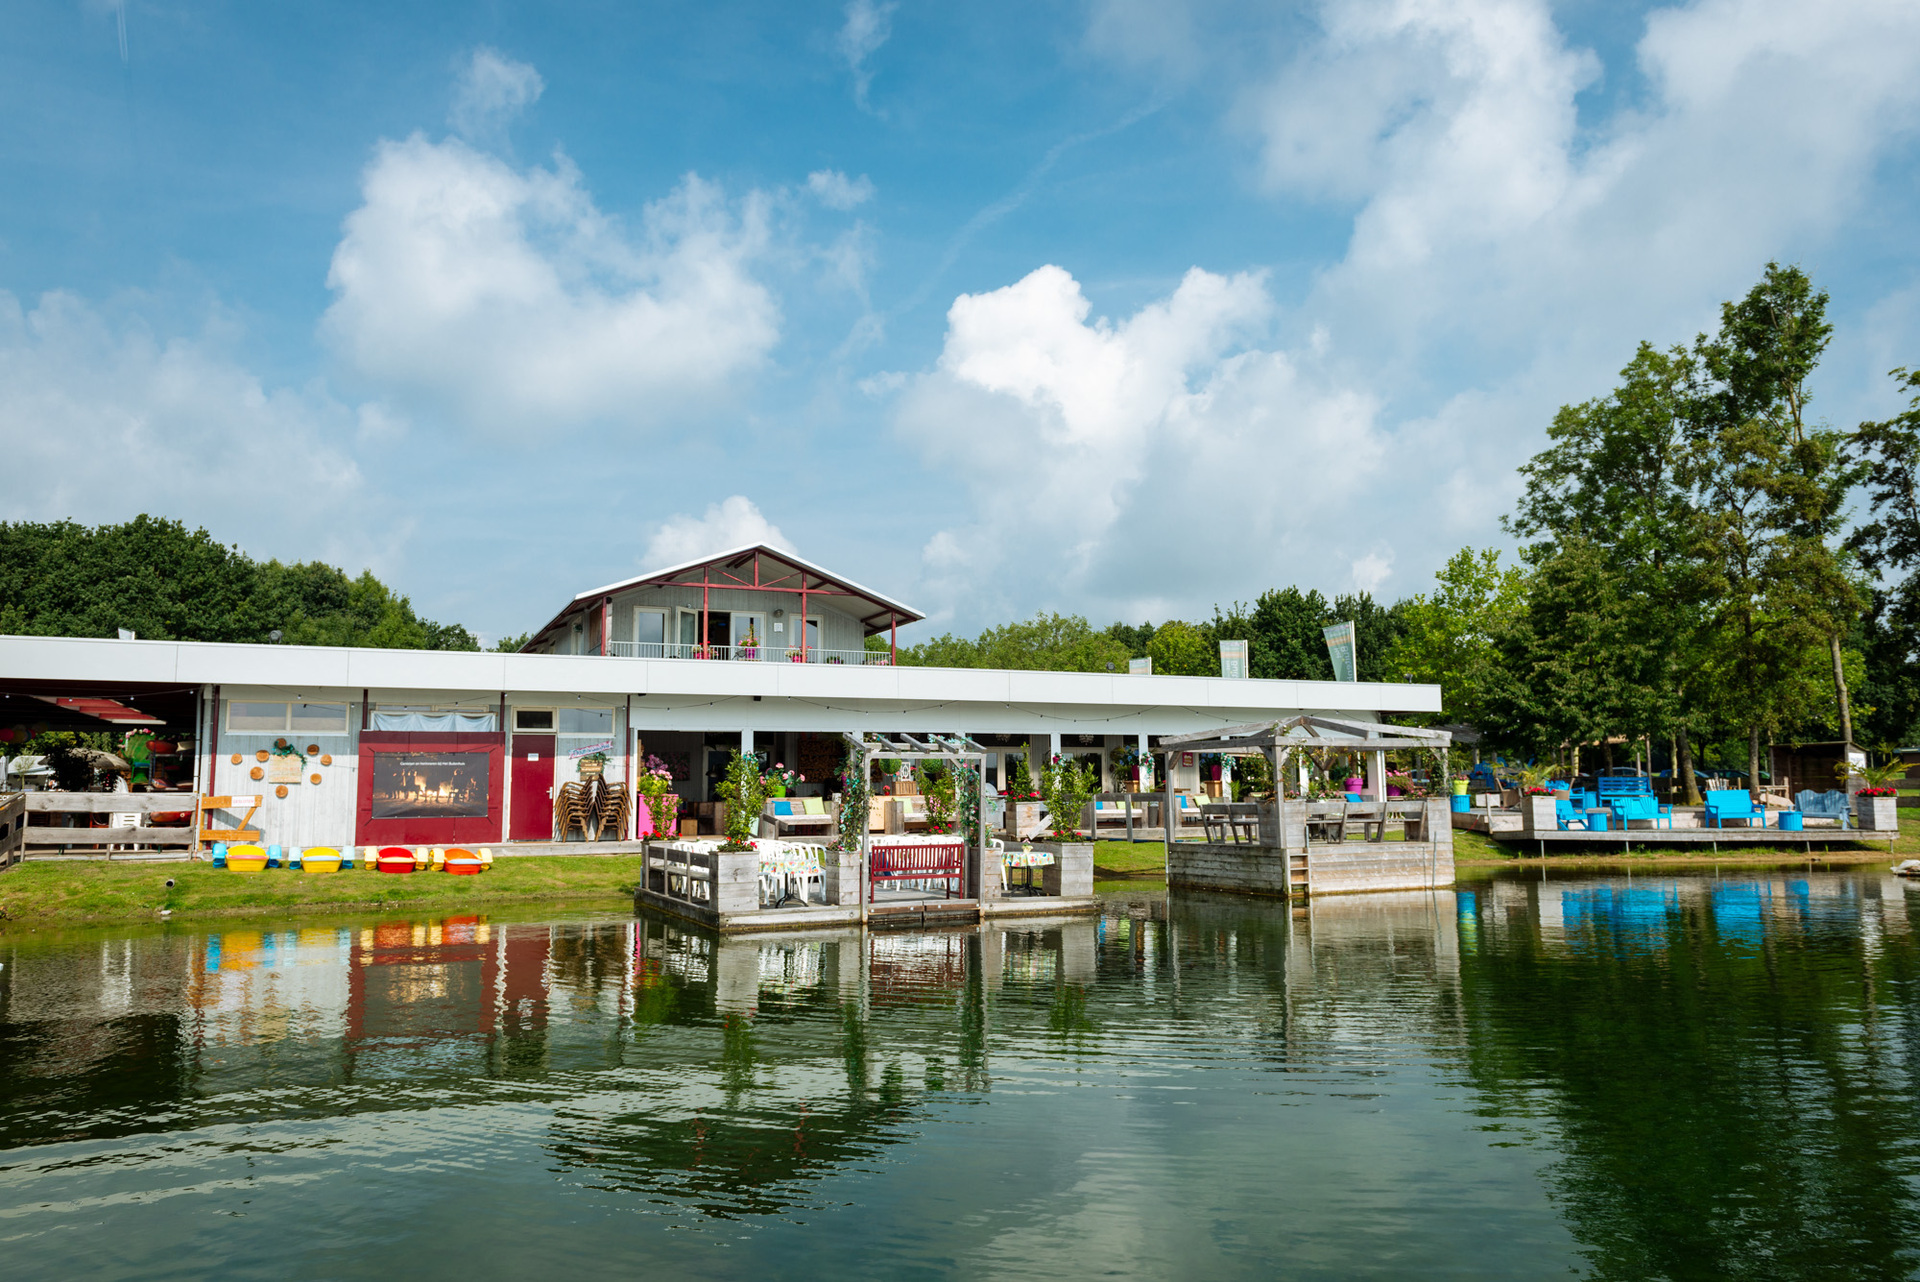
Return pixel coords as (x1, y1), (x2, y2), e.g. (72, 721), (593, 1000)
(605, 642), (893, 665)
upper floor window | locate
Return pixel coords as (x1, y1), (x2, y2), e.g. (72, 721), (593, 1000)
(227, 701), (350, 734)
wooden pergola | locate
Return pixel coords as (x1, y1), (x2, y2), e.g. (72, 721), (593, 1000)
(840, 732), (992, 919)
(1161, 714), (1452, 843)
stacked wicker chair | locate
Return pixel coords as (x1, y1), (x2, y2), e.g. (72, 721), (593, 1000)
(552, 779), (632, 841)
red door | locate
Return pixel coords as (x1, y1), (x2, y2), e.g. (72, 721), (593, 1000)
(510, 735), (556, 841)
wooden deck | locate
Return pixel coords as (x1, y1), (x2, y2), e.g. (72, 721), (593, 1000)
(1491, 827), (1893, 853)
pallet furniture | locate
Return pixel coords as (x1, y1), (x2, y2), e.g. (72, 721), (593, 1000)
(195, 794), (263, 849)
(762, 796), (835, 838)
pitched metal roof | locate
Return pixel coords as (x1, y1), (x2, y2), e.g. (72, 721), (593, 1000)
(525, 544), (925, 649)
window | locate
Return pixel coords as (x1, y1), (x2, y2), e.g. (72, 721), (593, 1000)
(632, 608), (666, 655)
(557, 707), (613, 735)
(227, 701), (349, 734)
(514, 709), (554, 732)
(228, 702), (290, 732)
(290, 703), (349, 733)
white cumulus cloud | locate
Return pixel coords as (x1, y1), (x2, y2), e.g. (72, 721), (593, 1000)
(641, 496), (796, 569)
(322, 135), (780, 434)
(895, 264), (1393, 623)
(0, 289), (389, 566)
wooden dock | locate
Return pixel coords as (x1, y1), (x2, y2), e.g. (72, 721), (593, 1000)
(1490, 827), (1893, 854)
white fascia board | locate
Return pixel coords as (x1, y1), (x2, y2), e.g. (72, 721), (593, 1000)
(0, 635), (192, 684)
(622, 694), (1420, 736)
(0, 635), (1443, 716)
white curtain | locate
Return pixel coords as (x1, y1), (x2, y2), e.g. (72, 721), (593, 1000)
(372, 712), (497, 732)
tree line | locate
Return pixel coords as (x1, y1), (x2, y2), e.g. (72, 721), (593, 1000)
(896, 265), (1920, 798)
(0, 516), (492, 651)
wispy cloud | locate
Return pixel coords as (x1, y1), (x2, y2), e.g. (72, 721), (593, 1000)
(449, 48), (544, 144)
(806, 169), (875, 211)
(837, 0), (896, 113)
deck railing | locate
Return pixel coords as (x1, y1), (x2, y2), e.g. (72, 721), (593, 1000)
(605, 642), (892, 665)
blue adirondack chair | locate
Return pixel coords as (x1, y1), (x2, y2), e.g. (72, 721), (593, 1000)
(1704, 788), (1763, 828)
(1554, 798), (1589, 830)
(1610, 795), (1672, 829)
(1795, 789), (1852, 828)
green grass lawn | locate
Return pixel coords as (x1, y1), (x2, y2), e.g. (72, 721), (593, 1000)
(0, 855), (651, 929)
(1093, 840), (1167, 878)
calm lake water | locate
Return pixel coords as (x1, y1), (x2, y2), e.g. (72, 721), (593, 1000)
(3, 873), (1919, 1279)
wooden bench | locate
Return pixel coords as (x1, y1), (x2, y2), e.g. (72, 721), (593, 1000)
(1201, 802), (1260, 844)
(760, 796), (835, 838)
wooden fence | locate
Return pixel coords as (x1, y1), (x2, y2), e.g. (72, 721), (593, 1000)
(0, 792), (23, 870)
(20, 793), (200, 855)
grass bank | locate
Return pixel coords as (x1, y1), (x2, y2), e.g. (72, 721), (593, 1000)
(0, 856), (650, 930)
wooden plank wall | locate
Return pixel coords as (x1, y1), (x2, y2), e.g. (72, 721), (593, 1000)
(212, 711), (360, 851)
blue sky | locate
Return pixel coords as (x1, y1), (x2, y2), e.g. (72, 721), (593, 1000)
(3, 0), (1918, 646)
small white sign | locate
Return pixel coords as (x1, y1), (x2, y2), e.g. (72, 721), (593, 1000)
(527, 753), (540, 761)
(1129, 657), (1152, 675)
(230, 796), (258, 806)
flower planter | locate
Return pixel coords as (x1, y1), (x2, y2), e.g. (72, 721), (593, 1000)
(1855, 796), (1900, 832)
(1522, 796), (1558, 833)
(1026, 840), (1094, 898)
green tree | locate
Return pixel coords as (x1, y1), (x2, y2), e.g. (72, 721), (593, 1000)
(1481, 538), (1660, 771)
(1211, 588), (1333, 680)
(1146, 620), (1214, 675)
(1103, 620), (1156, 656)
(897, 612), (1132, 672)
(1383, 548), (1528, 734)
(0, 515), (259, 641)
(0, 516), (480, 651)
(1330, 592), (1409, 683)
(1506, 341), (1716, 796)
(1689, 264), (1861, 790)
(1848, 366), (1920, 748)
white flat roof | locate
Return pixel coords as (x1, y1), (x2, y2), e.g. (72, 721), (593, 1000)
(0, 634), (1444, 734)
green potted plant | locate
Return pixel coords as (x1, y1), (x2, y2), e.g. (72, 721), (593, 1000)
(1854, 760), (1905, 831)
(715, 751), (768, 850)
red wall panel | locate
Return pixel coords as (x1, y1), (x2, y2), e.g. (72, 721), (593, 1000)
(356, 732), (505, 845)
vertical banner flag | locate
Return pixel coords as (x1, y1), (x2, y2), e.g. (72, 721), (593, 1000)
(1219, 640), (1249, 680)
(1323, 621), (1357, 682)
